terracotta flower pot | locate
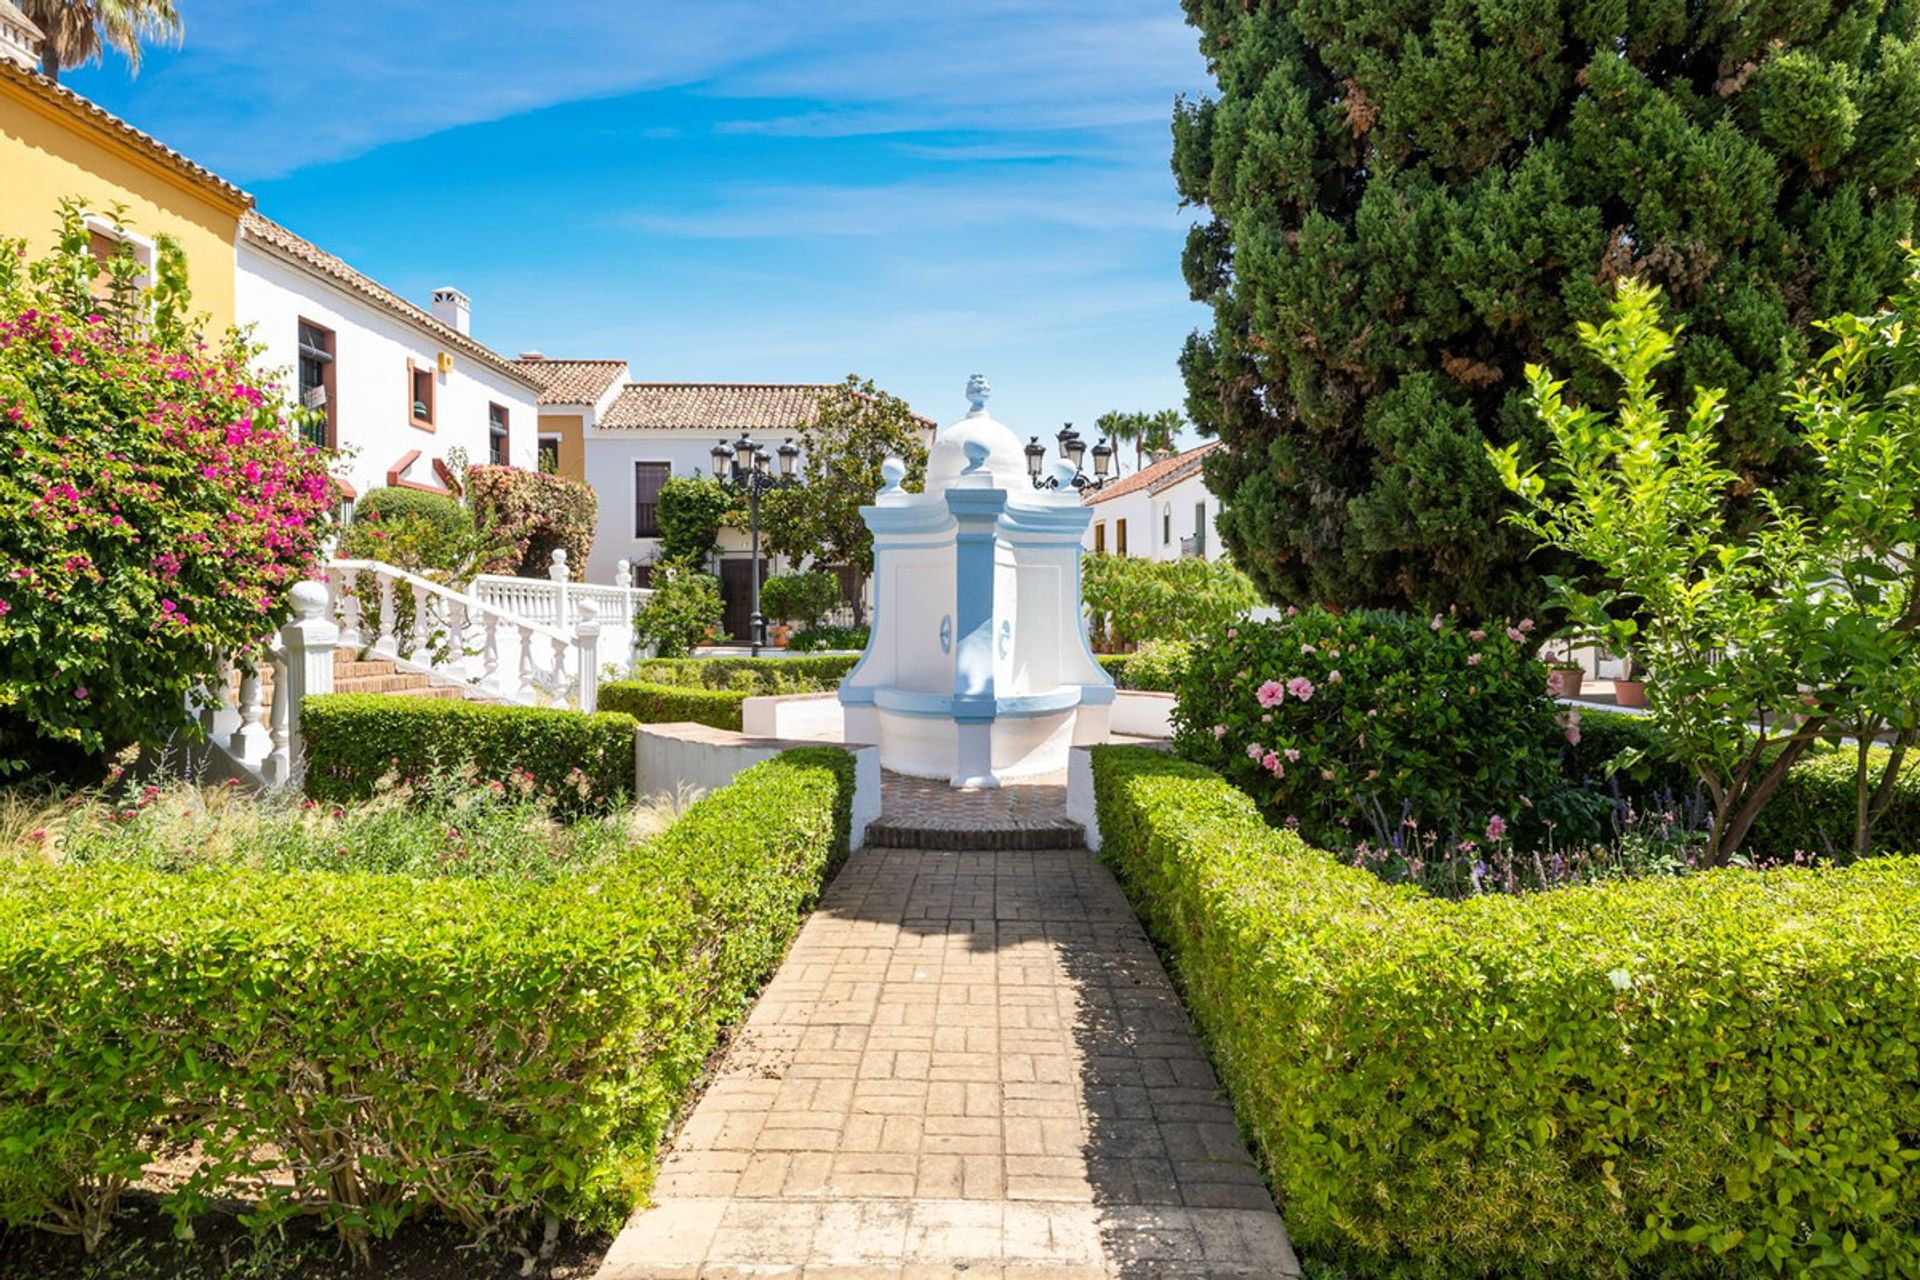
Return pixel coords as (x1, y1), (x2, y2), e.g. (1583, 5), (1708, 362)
(1613, 678), (1647, 708)
(1547, 666), (1584, 698)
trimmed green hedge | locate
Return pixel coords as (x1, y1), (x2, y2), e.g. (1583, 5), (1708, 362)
(627, 654), (860, 691)
(301, 695), (635, 808)
(1567, 710), (1920, 858)
(600, 681), (748, 732)
(1091, 745), (1920, 1278)
(0, 747), (855, 1247)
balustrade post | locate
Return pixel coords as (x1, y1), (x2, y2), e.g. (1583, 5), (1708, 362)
(229, 645), (270, 760)
(408, 586), (432, 664)
(265, 643), (291, 786)
(481, 614), (502, 693)
(201, 650), (230, 736)
(373, 573), (398, 657)
(548, 548), (571, 626)
(333, 569), (363, 649)
(267, 580), (337, 787)
(516, 624), (536, 701)
(575, 599), (601, 713)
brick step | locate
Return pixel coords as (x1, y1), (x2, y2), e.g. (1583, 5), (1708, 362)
(861, 819), (1087, 852)
(335, 674), (435, 695)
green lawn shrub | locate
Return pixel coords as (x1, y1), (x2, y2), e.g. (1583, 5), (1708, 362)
(789, 623), (869, 653)
(599, 682), (748, 732)
(1091, 745), (1920, 1278)
(0, 747), (855, 1251)
(301, 696), (635, 809)
(759, 571), (840, 628)
(1082, 554), (1260, 648)
(627, 654), (860, 692)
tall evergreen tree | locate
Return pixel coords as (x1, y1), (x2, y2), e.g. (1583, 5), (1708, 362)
(1174, 0), (1920, 616)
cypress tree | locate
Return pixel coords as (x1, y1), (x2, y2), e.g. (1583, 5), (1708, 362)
(1174, 0), (1920, 615)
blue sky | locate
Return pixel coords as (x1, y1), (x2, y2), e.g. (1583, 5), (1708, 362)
(68, 2), (1211, 443)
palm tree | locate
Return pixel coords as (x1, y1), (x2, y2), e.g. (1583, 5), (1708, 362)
(20, 0), (181, 83)
(1095, 409), (1185, 473)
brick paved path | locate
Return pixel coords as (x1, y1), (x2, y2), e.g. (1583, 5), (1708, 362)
(595, 843), (1300, 1279)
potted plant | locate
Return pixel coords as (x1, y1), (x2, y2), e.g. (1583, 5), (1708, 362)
(1546, 652), (1584, 698)
(1613, 654), (1647, 708)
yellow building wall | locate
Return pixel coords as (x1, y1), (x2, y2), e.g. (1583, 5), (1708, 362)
(538, 412), (587, 483)
(0, 76), (243, 329)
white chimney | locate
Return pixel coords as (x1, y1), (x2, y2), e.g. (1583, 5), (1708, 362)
(430, 287), (470, 336)
(0, 1), (44, 71)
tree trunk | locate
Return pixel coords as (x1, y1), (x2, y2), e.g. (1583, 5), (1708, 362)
(40, 44), (60, 81)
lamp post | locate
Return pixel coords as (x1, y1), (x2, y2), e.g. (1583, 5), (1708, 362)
(1026, 422), (1115, 492)
(711, 433), (800, 655)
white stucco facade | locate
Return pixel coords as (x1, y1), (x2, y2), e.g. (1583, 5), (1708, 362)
(1081, 443), (1226, 563)
(581, 428), (747, 583)
(235, 219), (541, 505)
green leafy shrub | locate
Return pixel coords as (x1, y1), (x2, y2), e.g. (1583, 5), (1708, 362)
(759, 571), (840, 628)
(789, 623), (868, 652)
(599, 682), (747, 732)
(301, 696), (635, 810)
(1091, 745), (1920, 1279)
(465, 465), (596, 579)
(1082, 555), (1260, 649)
(1115, 638), (1191, 692)
(0, 747), (854, 1252)
(633, 561), (723, 659)
(656, 475), (737, 564)
(0, 203), (335, 772)
(627, 655), (858, 692)
(1174, 608), (1562, 846)
(353, 487), (468, 536)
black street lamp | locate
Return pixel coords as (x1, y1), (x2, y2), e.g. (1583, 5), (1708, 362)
(1027, 422), (1115, 492)
(713, 433), (801, 655)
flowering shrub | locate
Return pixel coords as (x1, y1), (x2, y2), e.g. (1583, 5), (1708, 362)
(633, 560), (724, 658)
(465, 464), (595, 579)
(1172, 606), (1564, 848)
(0, 205), (333, 771)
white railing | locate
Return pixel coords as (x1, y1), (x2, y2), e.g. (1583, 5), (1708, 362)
(194, 580), (338, 787)
(325, 558), (604, 710)
(471, 550), (651, 666)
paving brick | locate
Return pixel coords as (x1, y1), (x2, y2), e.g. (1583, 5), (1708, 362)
(593, 843), (1297, 1280)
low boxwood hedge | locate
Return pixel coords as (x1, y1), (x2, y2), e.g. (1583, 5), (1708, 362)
(0, 747), (855, 1249)
(301, 695), (636, 808)
(1567, 710), (1920, 858)
(599, 681), (748, 731)
(1091, 744), (1920, 1278)
(627, 654), (859, 692)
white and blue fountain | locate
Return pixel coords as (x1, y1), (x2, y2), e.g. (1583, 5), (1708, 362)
(839, 375), (1114, 787)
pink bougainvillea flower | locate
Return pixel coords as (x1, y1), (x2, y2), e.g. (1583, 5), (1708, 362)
(1287, 676), (1315, 701)
(1485, 815), (1508, 842)
(1256, 680), (1286, 708)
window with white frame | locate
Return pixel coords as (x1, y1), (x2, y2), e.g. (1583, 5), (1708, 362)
(83, 215), (154, 303)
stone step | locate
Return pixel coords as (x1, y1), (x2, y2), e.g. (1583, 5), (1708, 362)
(861, 819), (1087, 852)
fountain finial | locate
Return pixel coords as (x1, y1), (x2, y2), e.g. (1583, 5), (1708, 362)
(965, 373), (991, 414)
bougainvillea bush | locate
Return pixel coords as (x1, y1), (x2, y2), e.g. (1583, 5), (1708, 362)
(1172, 607), (1570, 856)
(0, 206), (334, 772)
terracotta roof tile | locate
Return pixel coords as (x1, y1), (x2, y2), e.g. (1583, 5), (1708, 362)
(512, 358), (629, 406)
(239, 212), (541, 391)
(0, 59), (248, 209)
(1084, 441), (1222, 505)
(599, 382), (948, 433)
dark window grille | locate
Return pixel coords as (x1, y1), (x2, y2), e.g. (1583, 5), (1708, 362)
(297, 321), (334, 450)
(488, 403), (509, 466)
(634, 461), (670, 536)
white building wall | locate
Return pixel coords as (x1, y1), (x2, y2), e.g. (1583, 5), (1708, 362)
(580, 429), (743, 583)
(236, 244), (540, 503)
(1082, 472), (1224, 563)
